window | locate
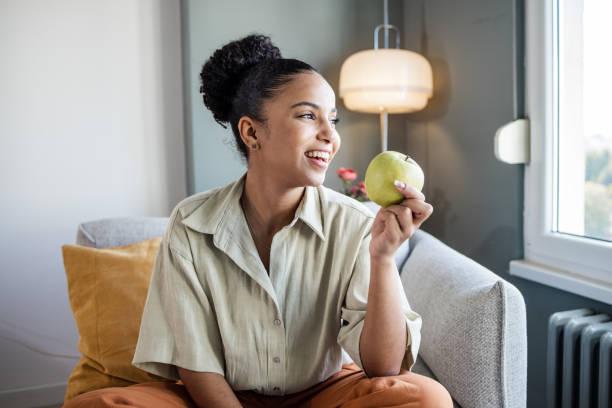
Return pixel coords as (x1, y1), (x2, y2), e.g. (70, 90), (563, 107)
(557, 0), (612, 243)
(509, 0), (612, 304)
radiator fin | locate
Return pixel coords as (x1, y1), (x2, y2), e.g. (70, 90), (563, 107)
(547, 308), (612, 408)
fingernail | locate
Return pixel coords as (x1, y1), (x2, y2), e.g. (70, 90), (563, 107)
(394, 180), (406, 189)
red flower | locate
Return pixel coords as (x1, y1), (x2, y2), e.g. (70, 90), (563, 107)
(350, 185), (360, 195)
(336, 167), (357, 182)
(359, 181), (367, 196)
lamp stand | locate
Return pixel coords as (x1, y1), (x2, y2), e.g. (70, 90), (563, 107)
(379, 110), (388, 151)
(377, 0), (390, 153)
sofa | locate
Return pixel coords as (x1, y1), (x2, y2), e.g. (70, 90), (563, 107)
(66, 202), (527, 408)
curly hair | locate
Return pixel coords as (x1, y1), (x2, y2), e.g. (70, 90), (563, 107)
(199, 34), (317, 162)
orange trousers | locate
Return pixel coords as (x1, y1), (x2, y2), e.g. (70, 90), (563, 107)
(62, 363), (453, 408)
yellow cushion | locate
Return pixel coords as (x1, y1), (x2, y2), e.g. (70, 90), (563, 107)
(62, 238), (170, 401)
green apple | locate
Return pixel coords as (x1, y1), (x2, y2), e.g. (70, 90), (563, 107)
(364, 151), (425, 207)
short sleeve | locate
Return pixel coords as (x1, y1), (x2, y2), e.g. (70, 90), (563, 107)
(132, 214), (225, 380)
(336, 219), (422, 374)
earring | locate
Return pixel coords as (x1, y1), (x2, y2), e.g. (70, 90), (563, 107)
(251, 143), (258, 149)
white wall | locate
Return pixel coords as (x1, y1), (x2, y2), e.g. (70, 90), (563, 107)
(0, 1), (186, 405)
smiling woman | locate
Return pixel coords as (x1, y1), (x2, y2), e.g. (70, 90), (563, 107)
(63, 34), (447, 408)
(197, 35), (344, 270)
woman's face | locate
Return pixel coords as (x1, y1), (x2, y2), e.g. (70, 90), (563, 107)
(249, 71), (341, 188)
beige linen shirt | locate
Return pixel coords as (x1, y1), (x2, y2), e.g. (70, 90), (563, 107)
(132, 171), (422, 396)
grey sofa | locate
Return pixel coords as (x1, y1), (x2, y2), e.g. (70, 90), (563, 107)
(75, 206), (527, 408)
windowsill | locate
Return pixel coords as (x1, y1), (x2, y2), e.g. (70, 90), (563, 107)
(509, 259), (612, 305)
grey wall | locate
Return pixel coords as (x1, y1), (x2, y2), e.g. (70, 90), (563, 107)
(182, 0), (406, 195)
(402, 1), (612, 407)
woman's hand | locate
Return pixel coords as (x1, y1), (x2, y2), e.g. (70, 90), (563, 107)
(369, 181), (434, 262)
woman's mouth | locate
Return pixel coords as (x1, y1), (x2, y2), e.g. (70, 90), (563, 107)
(305, 151), (330, 169)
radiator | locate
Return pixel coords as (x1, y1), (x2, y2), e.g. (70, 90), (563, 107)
(547, 308), (612, 408)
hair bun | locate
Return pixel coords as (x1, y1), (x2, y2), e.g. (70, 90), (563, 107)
(200, 34), (281, 125)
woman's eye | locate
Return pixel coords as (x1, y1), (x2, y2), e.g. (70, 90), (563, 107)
(298, 113), (339, 126)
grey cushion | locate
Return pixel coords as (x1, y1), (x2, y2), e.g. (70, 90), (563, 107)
(401, 229), (527, 408)
(76, 217), (169, 248)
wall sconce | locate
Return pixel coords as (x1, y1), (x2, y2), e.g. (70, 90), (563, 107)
(339, 0), (433, 152)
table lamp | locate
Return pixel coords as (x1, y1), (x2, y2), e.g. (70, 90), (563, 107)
(339, 0), (433, 151)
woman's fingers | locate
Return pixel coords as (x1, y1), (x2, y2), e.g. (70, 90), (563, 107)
(385, 199), (433, 233)
(374, 181), (434, 244)
(382, 206), (410, 236)
(393, 180), (431, 213)
(399, 198), (431, 215)
(394, 180), (425, 200)
(382, 209), (404, 242)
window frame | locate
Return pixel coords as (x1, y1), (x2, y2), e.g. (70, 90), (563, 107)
(509, 0), (612, 305)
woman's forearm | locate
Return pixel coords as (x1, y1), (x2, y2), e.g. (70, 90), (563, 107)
(359, 255), (407, 377)
(177, 367), (243, 408)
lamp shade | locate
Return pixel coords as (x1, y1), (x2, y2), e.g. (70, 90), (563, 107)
(339, 49), (433, 114)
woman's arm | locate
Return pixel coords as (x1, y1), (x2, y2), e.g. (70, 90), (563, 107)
(361, 181), (433, 376)
(177, 367), (243, 408)
(359, 256), (408, 377)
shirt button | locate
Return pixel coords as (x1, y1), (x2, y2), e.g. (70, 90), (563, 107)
(274, 319), (281, 326)
(273, 357), (281, 363)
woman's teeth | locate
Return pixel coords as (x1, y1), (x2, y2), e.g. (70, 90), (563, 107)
(305, 151), (330, 161)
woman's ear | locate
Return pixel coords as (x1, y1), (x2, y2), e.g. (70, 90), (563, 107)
(238, 116), (257, 147)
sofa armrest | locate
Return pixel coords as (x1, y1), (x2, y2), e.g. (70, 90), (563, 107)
(400, 229), (527, 408)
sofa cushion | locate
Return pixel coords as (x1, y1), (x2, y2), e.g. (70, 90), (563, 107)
(400, 229), (527, 408)
(76, 217), (169, 248)
(62, 238), (171, 400)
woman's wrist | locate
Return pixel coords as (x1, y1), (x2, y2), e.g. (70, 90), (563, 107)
(369, 252), (395, 267)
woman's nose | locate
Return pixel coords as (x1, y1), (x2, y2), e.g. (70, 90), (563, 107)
(317, 131), (331, 143)
(317, 121), (335, 143)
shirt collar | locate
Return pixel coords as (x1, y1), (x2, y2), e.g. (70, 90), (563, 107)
(180, 172), (326, 241)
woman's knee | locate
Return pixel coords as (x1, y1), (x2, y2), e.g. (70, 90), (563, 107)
(62, 382), (195, 408)
(357, 373), (453, 408)
(415, 376), (453, 408)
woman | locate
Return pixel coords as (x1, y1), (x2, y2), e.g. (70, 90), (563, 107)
(65, 35), (451, 408)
